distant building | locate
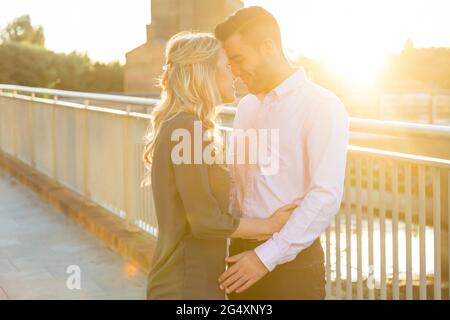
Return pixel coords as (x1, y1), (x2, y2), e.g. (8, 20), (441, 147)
(403, 38), (414, 52)
(125, 0), (243, 96)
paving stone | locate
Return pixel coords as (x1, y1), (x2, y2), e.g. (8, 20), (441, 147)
(0, 174), (146, 300)
(0, 287), (9, 300)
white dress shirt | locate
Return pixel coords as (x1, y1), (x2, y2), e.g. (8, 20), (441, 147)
(228, 68), (350, 272)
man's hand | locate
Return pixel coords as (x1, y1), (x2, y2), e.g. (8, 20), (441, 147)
(218, 250), (269, 294)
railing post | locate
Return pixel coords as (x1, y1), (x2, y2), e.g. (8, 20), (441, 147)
(83, 100), (90, 198)
(429, 95), (437, 124)
(0, 89), (3, 152)
(12, 90), (18, 157)
(380, 161), (387, 300)
(440, 168), (449, 299)
(439, 168), (450, 300)
(345, 157), (352, 300)
(405, 163), (413, 300)
(418, 165), (427, 300)
(367, 157), (375, 300)
(325, 225), (331, 299)
(448, 170), (450, 301)
(392, 161), (399, 300)
(335, 198), (342, 300)
(355, 156), (363, 299)
(123, 105), (135, 231)
(52, 96), (58, 179)
(29, 93), (35, 167)
(433, 167), (441, 300)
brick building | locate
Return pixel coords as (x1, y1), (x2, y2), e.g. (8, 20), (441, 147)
(125, 0), (243, 96)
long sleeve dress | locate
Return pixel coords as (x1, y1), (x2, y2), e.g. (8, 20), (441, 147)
(146, 111), (240, 300)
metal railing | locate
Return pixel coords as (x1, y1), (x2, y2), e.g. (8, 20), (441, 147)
(1, 84), (449, 300)
(328, 146), (449, 300)
(340, 92), (450, 125)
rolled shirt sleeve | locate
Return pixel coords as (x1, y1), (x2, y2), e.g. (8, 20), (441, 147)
(254, 96), (350, 271)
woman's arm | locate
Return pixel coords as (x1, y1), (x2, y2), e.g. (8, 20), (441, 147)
(229, 204), (297, 240)
(174, 157), (241, 240)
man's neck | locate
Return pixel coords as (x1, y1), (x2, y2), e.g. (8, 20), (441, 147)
(263, 61), (296, 94)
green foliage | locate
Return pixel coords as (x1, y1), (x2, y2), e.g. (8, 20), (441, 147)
(0, 15), (45, 47)
(0, 15), (124, 92)
(0, 41), (124, 92)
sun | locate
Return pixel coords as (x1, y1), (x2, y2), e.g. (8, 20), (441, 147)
(249, 0), (399, 87)
(323, 50), (385, 87)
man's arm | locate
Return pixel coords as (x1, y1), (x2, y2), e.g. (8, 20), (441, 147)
(255, 96), (349, 271)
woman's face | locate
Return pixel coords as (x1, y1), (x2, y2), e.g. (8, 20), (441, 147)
(215, 47), (236, 104)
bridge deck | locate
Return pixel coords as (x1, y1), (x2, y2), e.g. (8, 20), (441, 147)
(0, 169), (147, 300)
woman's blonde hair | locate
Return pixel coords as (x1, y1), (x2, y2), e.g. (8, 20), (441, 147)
(142, 31), (223, 186)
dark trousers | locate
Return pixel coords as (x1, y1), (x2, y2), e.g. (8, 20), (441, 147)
(228, 238), (326, 300)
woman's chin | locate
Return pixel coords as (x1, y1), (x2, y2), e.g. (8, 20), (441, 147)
(221, 94), (236, 105)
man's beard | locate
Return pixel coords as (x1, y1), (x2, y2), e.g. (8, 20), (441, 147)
(246, 64), (273, 95)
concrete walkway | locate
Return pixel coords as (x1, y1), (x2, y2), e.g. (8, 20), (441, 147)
(0, 169), (147, 300)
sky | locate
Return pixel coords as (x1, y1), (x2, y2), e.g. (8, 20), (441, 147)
(0, 0), (151, 63)
(1, 0), (450, 82)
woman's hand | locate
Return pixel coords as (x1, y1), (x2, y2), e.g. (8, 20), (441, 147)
(267, 203), (297, 233)
(233, 203), (297, 241)
(247, 203), (297, 241)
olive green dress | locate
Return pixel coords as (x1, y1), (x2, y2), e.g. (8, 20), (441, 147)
(147, 112), (240, 300)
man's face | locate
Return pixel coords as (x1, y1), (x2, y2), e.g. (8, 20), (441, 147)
(221, 33), (272, 94)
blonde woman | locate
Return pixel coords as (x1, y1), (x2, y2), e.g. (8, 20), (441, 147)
(143, 32), (295, 300)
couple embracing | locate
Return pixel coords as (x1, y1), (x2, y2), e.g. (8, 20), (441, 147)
(143, 6), (349, 300)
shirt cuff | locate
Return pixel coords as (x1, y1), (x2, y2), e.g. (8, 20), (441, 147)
(254, 238), (284, 272)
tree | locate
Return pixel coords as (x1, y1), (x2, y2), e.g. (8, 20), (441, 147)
(0, 15), (45, 47)
(0, 42), (124, 92)
(0, 15), (123, 92)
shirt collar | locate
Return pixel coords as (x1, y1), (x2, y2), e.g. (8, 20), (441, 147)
(256, 67), (308, 102)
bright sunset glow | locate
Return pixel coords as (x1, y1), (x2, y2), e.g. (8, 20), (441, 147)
(246, 0), (450, 85)
(1, 0), (449, 85)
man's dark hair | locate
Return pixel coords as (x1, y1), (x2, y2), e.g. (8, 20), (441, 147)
(214, 6), (282, 48)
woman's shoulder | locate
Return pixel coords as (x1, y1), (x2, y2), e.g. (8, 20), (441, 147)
(162, 111), (199, 132)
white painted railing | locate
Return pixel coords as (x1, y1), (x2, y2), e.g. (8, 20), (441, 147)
(1, 84), (449, 300)
(340, 92), (450, 125)
(329, 147), (449, 300)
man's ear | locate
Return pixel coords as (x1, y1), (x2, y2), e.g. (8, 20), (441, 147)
(259, 38), (277, 60)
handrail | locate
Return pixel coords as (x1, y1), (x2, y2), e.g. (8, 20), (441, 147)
(351, 117), (450, 138)
(0, 91), (152, 120)
(348, 145), (450, 168)
(0, 84), (160, 106)
(1, 84), (450, 138)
